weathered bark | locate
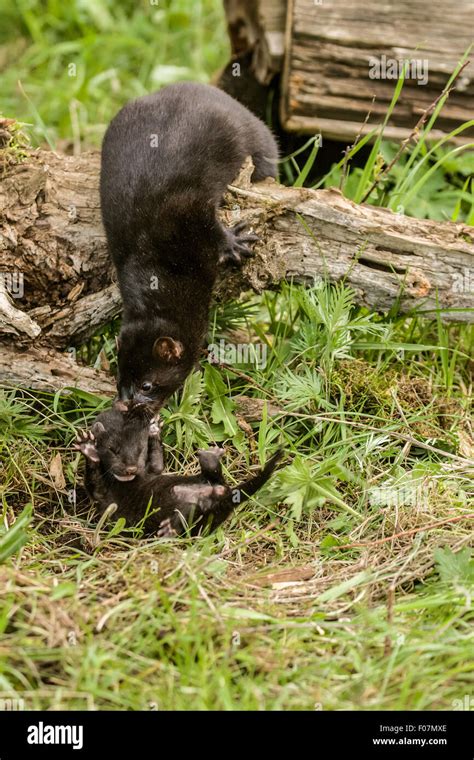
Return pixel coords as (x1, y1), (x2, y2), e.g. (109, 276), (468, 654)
(282, 0), (474, 141)
(0, 344), (115, 396)
(1, 147), (473, 394)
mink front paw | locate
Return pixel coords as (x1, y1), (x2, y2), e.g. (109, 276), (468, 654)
(147, 417), (165, 475)
(149, 415), (163, 437)
(74, 429), (100, 463)
(219, 221), (259, 266)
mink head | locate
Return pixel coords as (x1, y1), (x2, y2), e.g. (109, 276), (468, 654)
(116, 323), (196, 407)
(78, 402), (158, 482)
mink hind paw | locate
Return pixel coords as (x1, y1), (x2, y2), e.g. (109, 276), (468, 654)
(156, 518), (178, 538)
(219, 221), (259, 266)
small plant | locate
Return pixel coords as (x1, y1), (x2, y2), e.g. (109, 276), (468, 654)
(0, 0), (473, 713)
(0, 504), (32, 563)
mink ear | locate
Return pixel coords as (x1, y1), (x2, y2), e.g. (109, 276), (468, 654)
(152, 337), (184, 364)
(91, 421), (106, 437)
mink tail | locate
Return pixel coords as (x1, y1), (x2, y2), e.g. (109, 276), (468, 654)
(236, 450), (284, 501)
(206, 449), (283, 531)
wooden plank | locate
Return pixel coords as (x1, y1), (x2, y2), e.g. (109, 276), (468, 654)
(281, 0), (474, 141)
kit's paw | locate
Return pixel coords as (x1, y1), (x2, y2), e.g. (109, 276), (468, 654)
(197, 445), (225, 460)
(172, 483), (227, 512)
(149, 415), (163, 437)
(74, 429), (100, 463)
(157, 517), (178, 538)
(196, 446), (225, 481)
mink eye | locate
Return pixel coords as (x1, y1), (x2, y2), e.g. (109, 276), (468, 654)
(141, 381), (153, 393)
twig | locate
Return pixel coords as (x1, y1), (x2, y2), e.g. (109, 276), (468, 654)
(360, 59), (471, 203)
(283, 411), (474, 466)
(340, 96), (376, 191)
(333, 513), (474, 550)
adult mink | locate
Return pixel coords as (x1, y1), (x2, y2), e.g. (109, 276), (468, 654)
(100, 82), (279, 407)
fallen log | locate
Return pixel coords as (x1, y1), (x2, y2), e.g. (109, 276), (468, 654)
(1, 147), (473, 394)
(0, 344), (115, 396)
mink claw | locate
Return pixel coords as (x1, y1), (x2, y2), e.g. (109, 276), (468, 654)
(233, 238), (258, 257)
(75, 429), (95, 451)
(149, 415), (163, 437)
(75, 428), (87, 443)
(219, 222), (259, 266)
(231, 220), (255, 236)
(157, 518), (177, 538)
(231, 221), (259, 246)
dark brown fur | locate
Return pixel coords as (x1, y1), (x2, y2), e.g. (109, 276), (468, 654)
(76, 405), (282, 536)
(100, 82), (279, 407)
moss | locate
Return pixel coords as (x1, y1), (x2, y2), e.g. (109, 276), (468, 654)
(330, 359), (396, 414)
(330, 359), (466, 442)
(0, 118), (30, 170)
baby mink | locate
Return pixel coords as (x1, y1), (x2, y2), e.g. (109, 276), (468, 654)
(75, 404), (282, 537)
(100, 82), (279, 407)
(75, 401), (164, 507)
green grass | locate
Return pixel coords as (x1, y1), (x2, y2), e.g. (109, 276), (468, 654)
(1, 0), (227, 148)
(1, 0), (473, 712)
(285, 53), (474, 224)
(1, 283), (473, 710)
